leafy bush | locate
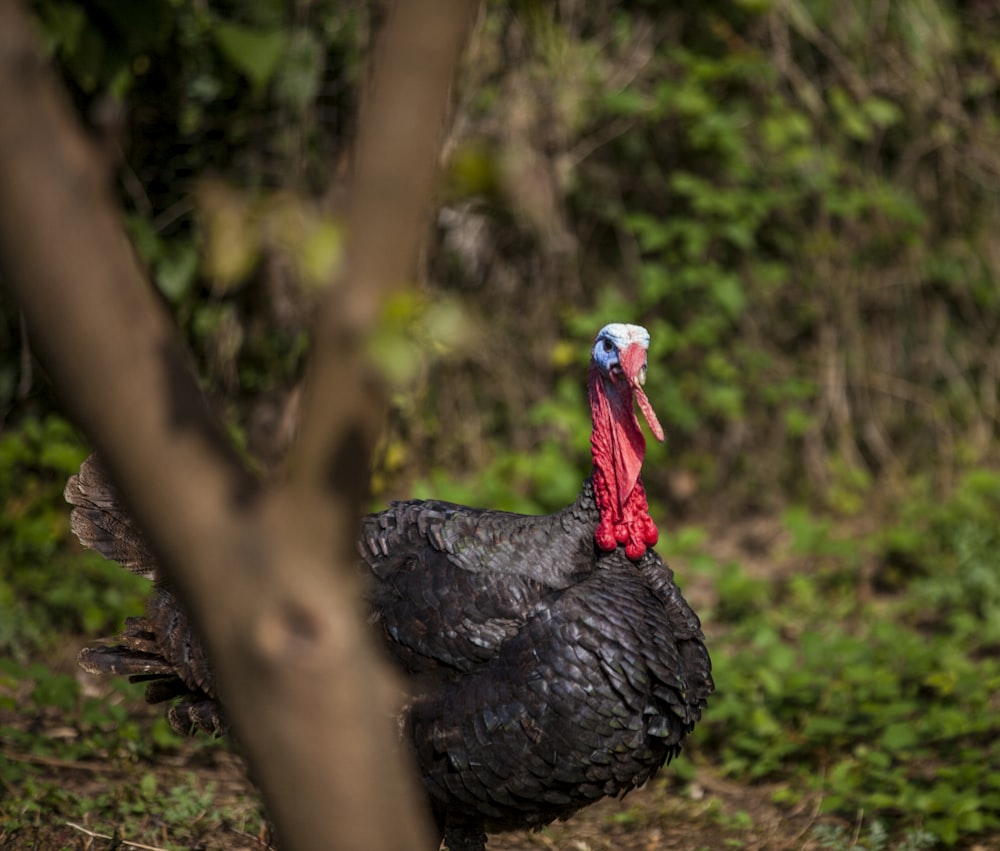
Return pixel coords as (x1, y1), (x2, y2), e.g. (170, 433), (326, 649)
(11, 0), (1000, 516)
(814, 820), (936, 851)
(888, 470), (1000, 644)
(692, 472), (1000, 845)
(415, 0), (1000, 519)
(15, 0), (364, 446)
(0, 415), (146, 658)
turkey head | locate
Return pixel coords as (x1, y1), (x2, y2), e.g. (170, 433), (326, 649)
(587, 322), (664, 560)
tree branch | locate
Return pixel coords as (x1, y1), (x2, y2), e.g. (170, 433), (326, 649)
(291, 1), (480, 509)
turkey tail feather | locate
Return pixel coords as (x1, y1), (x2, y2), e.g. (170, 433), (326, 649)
(64, 454), (159, 580)
(69, 454), (225, 736)
(77, 644), (178, 678)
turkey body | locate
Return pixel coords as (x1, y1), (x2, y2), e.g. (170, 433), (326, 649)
(72, 470), (711, 845)
(72, 323), (713, 850)
(362, 482), (712, 837)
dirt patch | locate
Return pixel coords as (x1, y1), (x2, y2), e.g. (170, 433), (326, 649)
(490, 770), (831, 851)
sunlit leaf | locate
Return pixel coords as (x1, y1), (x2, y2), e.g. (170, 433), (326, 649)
(196, 180), (260, 292)
(212, 21), (288, 94)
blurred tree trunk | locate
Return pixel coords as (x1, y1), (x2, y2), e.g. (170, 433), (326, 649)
(0, 1), (479, 849)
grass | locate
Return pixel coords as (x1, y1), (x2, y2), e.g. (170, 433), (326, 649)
(0, 418), (269, 850)
(0, 655), (268, 850)
(812, 820), (937, 851)
(668, 467), (1000, 846)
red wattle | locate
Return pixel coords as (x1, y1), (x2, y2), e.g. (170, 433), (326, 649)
(595, 521), (617, 552)
(589, 365), (659, 561)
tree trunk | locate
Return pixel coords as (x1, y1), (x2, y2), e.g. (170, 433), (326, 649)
(0, 1), (480, 848)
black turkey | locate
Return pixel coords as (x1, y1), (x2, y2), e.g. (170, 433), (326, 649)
(70, 322), (713, 851)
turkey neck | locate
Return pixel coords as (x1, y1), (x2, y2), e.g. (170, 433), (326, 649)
(587, 363), (659, 560)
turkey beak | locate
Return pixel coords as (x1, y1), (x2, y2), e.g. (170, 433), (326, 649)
(620, 343), (665, 443)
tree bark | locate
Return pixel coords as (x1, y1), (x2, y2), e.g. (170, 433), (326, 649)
(0, 1), (479, 848)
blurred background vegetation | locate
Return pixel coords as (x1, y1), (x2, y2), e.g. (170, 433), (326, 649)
(2, 0), (999, 848)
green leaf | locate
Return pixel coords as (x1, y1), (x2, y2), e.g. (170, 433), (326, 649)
(880, 722), (918, 752)
(34, 0), (87, 55)
(140, 772), (157, 801)
(274, 29), (324, 113)
(155, 240), (199, 303)
(212, 21), (288, 94)
(863, 95), (902, 129)
(711, 274), (746, 319)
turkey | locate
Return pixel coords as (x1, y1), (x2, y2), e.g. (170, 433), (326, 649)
(70, 322), (713, 851)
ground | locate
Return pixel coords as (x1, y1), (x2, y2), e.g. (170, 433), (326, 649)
(0, 717), (838, 851)
(0, 621), (840, 851)
(5, 515), (994, 850)
(0, 558), (844, 851)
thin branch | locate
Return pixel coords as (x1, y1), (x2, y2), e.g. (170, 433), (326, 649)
(65, 822), (171, 851)
(290, 0), (482, 507)
(0, 747), (111, 773)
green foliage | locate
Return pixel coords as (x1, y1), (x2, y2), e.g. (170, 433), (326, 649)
(0, 416), (146, 658)
(213, 21), (288, 95)
(562, 4), (979, 510)
(0, 657), (245, 848)
(20, 0), (365, 433)
(409, 0), (1000, 520)
(813, 820), (936, 851)
(33, 0), (174, 97)
(690, 471), (1000, 845)
(707, 608), (1000, 842)
(885, 470), (1000, 645)
(14, 0), (1000, 516)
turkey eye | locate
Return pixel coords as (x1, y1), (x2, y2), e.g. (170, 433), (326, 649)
(602, 338), (614, 353)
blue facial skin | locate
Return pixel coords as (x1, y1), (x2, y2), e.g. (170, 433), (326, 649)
(591, 324), (651, 376)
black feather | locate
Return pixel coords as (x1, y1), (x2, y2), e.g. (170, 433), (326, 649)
(72, 448), (712, 848)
